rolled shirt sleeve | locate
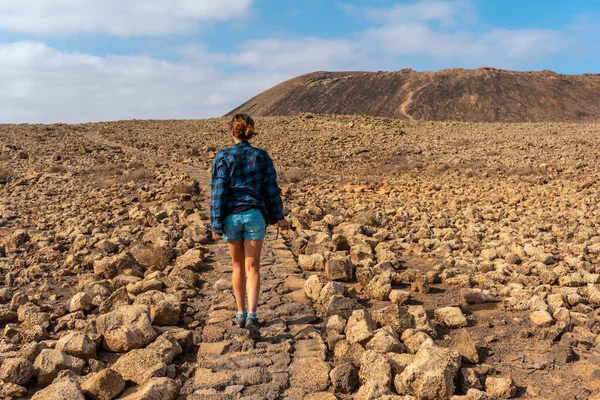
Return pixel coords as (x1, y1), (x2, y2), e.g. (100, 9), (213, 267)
(210, 154), (229, 235)
(262, 153), (284, 224)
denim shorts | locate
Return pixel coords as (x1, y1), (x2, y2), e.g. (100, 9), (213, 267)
(222, 209), (266, 242)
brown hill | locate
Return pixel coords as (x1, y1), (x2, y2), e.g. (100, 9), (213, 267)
(227, 68), (600, 122)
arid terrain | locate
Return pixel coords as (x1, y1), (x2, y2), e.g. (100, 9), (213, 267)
(2, 115), (600, 399)
(228, 69), (600, 123)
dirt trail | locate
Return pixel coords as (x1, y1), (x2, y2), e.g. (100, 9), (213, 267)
(399, 91), (415, 121)
(84, 131), (333, 398)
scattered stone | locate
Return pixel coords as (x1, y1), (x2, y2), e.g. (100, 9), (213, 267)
(81, 369), (126, 400)
(452, 329), (480, 364)
(326, 295), (362, 320)
(325, 255), (353, 281)
(96, 305), (157, 352)
(330, 363), (359, 394)
(359, 350), (393, 387)
(461, 289), (498, 304)
(485, 376), (516, 398)
(434, 306), (468, 329)
(305, 274), (327, 302)
(56, 331), (97, 360)
(345, 309), (375, 344)
(372, 303), (413, 333)
(117, 377), (180, 400)
(69, 292), (93, 313)
(0, 357), (34, 385)
(366, 326), (404, 353)
(30, 378), (85, 400)
(298, 254), (325, 271)
(133, 290), (181, 326)
(34, 349), (86, 386)
(111, 348), (167, 385)
(395, 345), (461, 400)
(530, 310), (553, 327)
(389, 289), (411, 304)
(367, 271), (393, 300)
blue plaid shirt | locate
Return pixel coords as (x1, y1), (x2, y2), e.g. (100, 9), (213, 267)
(210, 141), (284, 235)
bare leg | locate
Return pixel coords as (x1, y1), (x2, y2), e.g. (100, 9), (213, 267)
(227, 240), (246, 312)
(244, 240), (264, 313)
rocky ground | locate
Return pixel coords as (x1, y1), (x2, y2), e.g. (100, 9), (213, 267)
(1, 115), (600, 399)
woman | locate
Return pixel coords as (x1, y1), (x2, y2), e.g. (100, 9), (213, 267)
(210, 113), (289, 338)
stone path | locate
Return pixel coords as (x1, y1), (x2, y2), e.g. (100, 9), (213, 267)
(85, 131), (334, 399)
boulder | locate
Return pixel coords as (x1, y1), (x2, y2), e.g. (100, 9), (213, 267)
(174, 249), (204, 271)
(452, 329), (480, 364)
(33, 349), (86, 386)
(31, 378), (85, 400)
(408, 305), (437, 338)
(485, 376), (516, 398)
(386, 353), (415, 376)
(530, 310), (553, 327)
(110, 333), (182, 384)
(334, 223), (364, 238)
(94, 252), (141, 279)
(127, 278), (163, 296)
(461, 289), (498, 304)
(305, 274), (327, 302)
(56, 331), (97, 360)
(403, 330), (435, 354)
(110, 349), (167, 385)
(81, 369), (126, 400)
(130, 244), (172, 269)
(372, 303), (413, 333)
(359, 350), (392, 387)
(330, 363), (359, 394)
(133, 291), (180, 326)
(326, 315), (347, 333)
(165, 268), (197, 290)
(389, 289), (411, 304)
(1, 229), (29, 253)
(325, 255), (353, 281)
(96, 305), (157, 352)
(366, 326), (404, 354)
(298, 254), (325, 271)
(326, 295), (363, 320)
(434, 307), (468, 329)
(395, 345), (461, 400)
(355, 380), (393, 400)
(143, 225), (175, 248)
(318, 281), (345, 305)
(345, 309), (375, 344)
(98, 287), (131, 314)
(350, 243), (374, 263)
(460, 368), (483, 392)
(69, 292), (93, 313)
(116, 377), (180, 400)
(367, 271), (393, 300)
(0, 381), (28, 398)
(0, 357), (34, 385)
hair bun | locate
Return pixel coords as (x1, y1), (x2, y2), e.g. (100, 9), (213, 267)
(230, 113), (256, 140)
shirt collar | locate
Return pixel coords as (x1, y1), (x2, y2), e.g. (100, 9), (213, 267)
(234, 140), (250, 147)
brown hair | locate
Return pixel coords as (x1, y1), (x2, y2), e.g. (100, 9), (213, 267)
(230, 113), (256, 140)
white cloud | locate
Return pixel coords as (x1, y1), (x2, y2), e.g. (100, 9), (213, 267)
(0, 41), (284, 123)
(339, 0), (474, 25)
(361, 24), (565, 65)
(231, 38), (357, 73)
(0, 0), (254, 36)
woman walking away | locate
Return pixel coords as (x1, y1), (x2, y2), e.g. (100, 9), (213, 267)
(210, 113), (290, 338)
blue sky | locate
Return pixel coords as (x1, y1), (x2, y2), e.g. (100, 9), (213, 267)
(0, 0), (598, 123)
